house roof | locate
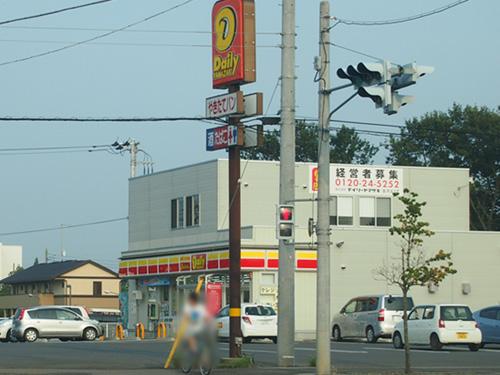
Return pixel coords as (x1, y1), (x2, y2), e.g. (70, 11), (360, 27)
(0, 260), (118, 284)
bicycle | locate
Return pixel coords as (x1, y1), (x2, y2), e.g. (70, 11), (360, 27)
(178, 331), (217, 375)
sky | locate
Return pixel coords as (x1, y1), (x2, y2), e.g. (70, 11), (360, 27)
(0, 0), (498, 270)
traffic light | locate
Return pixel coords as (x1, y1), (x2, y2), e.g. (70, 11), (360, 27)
(337, 60), (433, 115)
(276, 205), (294, 240)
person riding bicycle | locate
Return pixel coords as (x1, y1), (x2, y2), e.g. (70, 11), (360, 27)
(182, 292), (212, 353)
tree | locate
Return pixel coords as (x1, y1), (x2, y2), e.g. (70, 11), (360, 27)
(0, 265), (23, 296)
(386, 104), (500, 231)
(241, 121), (379, 163)
(375, 189), (457, 374)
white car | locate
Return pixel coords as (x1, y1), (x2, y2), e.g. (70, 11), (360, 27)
(392, 304), (482, 351)
(0, 318), (13, 342)
(215, 303), (277, 343)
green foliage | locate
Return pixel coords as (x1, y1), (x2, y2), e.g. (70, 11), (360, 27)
(241, 121), (379, 164)
(376, 189), (457, 374)
(386, 104), (500, 231)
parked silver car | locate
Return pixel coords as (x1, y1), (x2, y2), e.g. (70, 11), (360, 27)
(12, 307), (103, 342)
(332, 295), (414, 343)
(0, 318), (13, 342)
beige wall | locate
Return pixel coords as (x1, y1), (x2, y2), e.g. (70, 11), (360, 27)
(250, 230), (499, 340)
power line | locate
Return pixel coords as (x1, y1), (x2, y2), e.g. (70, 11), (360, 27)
(0, 25), (280, 36)
(0, 0), (113, 26)
(0, 149), (110, 156)
(0, 144), (111, 152)
(0, 0), (197, 67)
(0, 39), (280, 49)
(334, 0), (470, 26)
(0, 116), (212, 122)
(329, 42), (383, 62)
(0, 217), (128, 237)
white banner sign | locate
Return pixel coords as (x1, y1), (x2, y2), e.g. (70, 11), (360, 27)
(205, 91), (244, 118)
(309, 165), (403, 196)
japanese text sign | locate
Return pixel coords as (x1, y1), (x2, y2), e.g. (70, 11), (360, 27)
(206, 91), (244, 118)
(310, 165), (403, 196)
(206, 125), (239, 151)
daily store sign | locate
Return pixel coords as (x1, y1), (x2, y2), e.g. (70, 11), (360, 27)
(212, 0), (256, 89)
(310, 165), (403, 196)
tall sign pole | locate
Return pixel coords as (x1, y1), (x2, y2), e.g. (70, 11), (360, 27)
(278, 0), (296, 368)
(316, 2), (331, 374)
(211, 0), (256, 358)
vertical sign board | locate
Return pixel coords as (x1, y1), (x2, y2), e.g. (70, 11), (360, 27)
(206, 282), (224, 316)
(212, 0), (256, 89)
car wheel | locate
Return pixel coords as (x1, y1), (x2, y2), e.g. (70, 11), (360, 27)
(0, 329), (11, 343)
(430, 333), (443, 351)
(24, 328), (38, 343)
(271, 336), (278, 344)
(83, 327), (97, 341)
(392, 332), (403, 349)
(332, 326), (342, 342)
(366, 326), (378, 343)
(479, 342), (485, 349)
(60, 338), (69, 342)
(468, 344), (480, 352)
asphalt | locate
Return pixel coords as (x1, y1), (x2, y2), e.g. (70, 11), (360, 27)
(0, 338), (499, 374)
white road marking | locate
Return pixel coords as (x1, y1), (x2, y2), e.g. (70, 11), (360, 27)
(364, 347), (450, 354)
(218, 346), (367, 354)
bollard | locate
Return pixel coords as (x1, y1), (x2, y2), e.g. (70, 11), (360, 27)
(156, 322), (167, 339)
(115, 324), (125, 340)
(135, 322), (145, 340)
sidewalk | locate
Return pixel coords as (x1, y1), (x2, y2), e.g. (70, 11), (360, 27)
(1, 369), (498, 375)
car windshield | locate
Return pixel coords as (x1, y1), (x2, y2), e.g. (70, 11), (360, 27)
(245, 306), (276, 316)
(440, 306), (474, 321)
(384, 297), (414, 311)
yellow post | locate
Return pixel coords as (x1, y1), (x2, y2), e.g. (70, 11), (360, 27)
(115, 324), (125, 340)
(164, 276), (205, 369)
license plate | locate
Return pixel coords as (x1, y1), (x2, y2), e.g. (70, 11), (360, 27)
(393, 315), (402, 322)
(456, 332), (468, 339)
(217, 322), (223, 329)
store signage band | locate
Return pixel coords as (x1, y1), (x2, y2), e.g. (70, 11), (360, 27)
(310, 165), (404, 195)
(212, 0), (256, 89)
(119, 249), (317, 277)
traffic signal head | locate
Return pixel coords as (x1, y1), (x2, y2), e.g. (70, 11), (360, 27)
(276, 205), (294, 240)
(337, 62), (385, 88)
(358, 86), (385, 108)
(385, 92), (415, 115)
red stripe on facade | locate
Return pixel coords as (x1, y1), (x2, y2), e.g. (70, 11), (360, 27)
(148, 265), (158, 274)
(267, 259), (278, 269)
(297, 259), (317, 269)
(207, 260), (219, 269)
(219, 259), (229, 269)
(138, 266), (148, 275)
(128, 267), (137, 275)
(118, 268), (128, 276)
(241, 258), (265, 268)
(170, 264), (179, 272)
(159, 264), (168, 273)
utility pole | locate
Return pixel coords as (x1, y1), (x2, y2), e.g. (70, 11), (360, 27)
(316, 2), (331, 374)
(228, 84), (243, 358)
(278, 0), (296, 367)
(130, 140), (138, 178)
